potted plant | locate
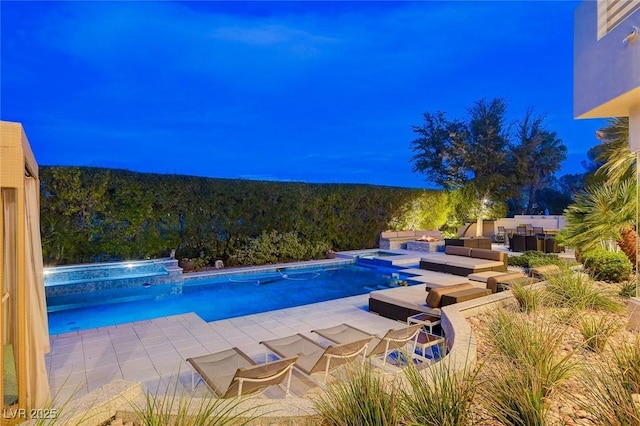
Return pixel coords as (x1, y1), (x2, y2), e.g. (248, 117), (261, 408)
(178, 258), (196, 272)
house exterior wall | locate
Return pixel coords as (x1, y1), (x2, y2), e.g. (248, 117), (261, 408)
(574, 1), (640, 120)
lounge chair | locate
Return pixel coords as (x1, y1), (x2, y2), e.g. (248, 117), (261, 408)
(260, 333), (373, 384)
(186, 347), (298, 398)
(312, 323), (424, 367)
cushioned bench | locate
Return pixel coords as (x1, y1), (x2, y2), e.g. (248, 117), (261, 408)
(369, 281), (492, 321)
(486, 272), (538, 293)
(419, 246), (508, 276)
(529, 264), (561, 279)
(369, 284), (440, 321)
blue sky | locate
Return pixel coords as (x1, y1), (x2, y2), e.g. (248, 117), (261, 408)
(1, 1), (604, 188)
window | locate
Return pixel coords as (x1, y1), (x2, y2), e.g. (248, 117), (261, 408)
(597, 0), (640, 40)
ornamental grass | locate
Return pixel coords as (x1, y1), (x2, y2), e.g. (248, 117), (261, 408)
(400, 359), (481, 426)
(130, 375), (261, 426)
(313, 362), (401, 426)
(577, 314), (620, 353)
(543, 270), (623, 313)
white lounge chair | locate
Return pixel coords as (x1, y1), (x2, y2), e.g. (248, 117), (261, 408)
(186, 347), (298, 398)
(312, 323), (423, 367)
(260, 333), (372, 384)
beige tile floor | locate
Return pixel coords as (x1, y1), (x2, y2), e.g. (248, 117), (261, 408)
(46, 294), (406, 403)
(45, 244), (574, 404)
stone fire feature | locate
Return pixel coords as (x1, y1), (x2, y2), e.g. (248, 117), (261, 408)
(406, 239), (445, 253)
(379, 230), (442, 250)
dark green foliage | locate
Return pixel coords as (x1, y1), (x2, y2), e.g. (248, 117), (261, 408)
(231, 231), (331, 266)
(507, 251), (562, 268)
(582, 248), (633, 283)
(39, 166), (450, 265)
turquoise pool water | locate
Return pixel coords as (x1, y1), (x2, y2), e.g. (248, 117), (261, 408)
(46, 263), (415, 334)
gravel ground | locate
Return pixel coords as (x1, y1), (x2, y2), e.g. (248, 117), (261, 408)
(468, 281), (639, 425)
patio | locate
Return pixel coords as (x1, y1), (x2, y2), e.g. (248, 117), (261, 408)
(46, 294), (405, 403)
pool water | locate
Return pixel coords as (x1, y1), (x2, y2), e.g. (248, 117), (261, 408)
(356, 250), (401, 259)
(47, 263), (413, 334)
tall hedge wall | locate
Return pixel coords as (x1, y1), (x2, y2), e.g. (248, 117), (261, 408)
(39, 166), (451, 265)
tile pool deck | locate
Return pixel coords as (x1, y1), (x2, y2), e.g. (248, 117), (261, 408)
(45, 244), (576, 404)
(46, 294), (405, 403)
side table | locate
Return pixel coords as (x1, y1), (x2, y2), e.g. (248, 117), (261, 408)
(407, 312), (441, 334)
(414, 332), (446, 362)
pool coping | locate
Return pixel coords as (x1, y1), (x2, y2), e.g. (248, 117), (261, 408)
(182, 257), (355, 282)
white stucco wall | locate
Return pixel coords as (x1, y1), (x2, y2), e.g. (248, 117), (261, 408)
(574, 1), (640, 119)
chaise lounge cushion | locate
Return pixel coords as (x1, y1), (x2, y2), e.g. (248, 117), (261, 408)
(369, 284), (442, 318)
(440, 288), (492, 306)
(425, 283), (475, 308)
(442, 257), (504, 269)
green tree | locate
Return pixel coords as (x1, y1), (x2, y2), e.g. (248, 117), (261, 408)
(592, 117), (633, 184)
(411, 99), (513, 220)
(410, 110), (468, 189)
(511, 110), (567, 214)
(559, 118), (636, 266)
(557, 174), (586, 197)
(559, 178), (636, 264)
(410, 98), (566, 221)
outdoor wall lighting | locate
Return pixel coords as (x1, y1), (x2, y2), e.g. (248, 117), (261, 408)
(623, 25), (639, 45)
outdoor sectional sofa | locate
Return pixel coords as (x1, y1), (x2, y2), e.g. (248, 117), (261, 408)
(419, 245), (508, 276)
(368, 270), (541, 322)
(369, 282), (491, 322)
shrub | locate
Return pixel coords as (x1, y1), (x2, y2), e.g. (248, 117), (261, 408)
(582, 248), (633, 283)
(507, 251), (562, 268)
(577, 315), (619, 352)
(314, 363), (401, 426)
(231, 230), (331, 266)
(551, 307), (581, 327)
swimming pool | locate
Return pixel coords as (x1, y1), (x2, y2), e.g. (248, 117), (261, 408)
(46, 262), (417, 334)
